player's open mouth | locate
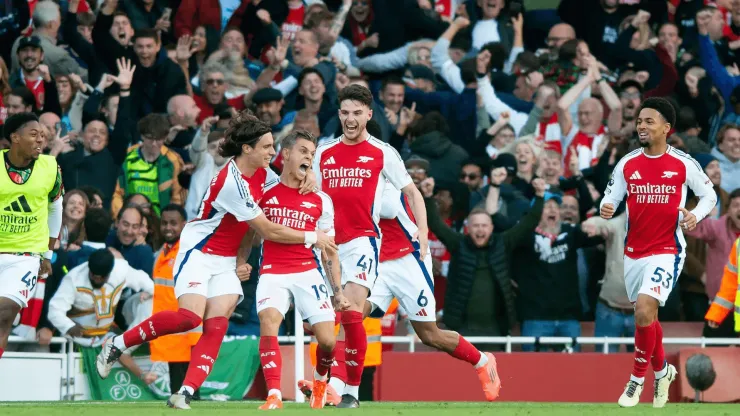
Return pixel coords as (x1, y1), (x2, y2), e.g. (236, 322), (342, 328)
(345, 124), (358, 133)
(638, 132), (648, 139)
(34, 146), (42, 152)
(299, 163), (310, 174)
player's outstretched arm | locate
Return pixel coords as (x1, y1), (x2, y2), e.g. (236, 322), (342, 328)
(248, 213), (338, 252)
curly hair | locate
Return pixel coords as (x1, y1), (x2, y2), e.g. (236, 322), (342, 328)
(219, 110), (272, 157)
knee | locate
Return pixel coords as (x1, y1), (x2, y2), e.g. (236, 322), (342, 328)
(634, 302), (656, 327)
(317, 335), (336, 352)
(258, 309), (283, 334)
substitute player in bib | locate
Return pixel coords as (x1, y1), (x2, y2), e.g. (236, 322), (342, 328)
(0, 113), (64, 360)
(254, 130), (350, 410)
(313, 85), (428, 407)
(600, 97), (716, 408)
(96, 112), (336, 410)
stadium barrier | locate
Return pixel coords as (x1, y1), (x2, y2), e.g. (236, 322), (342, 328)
(2, 312), (739, 402)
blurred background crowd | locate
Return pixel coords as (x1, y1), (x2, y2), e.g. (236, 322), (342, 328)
(2, 0), (740, 387)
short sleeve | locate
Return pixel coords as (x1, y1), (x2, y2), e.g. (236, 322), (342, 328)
(218, 173), (263, 222)
(381, 144), (413, 190)
(317, 192), (335, 236)
(313, 145), (324, 190)
(264, 167), (280, 189)
(379, 180), (401, 219)
(601, 156), (628, 208)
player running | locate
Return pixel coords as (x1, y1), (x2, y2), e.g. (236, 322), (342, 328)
(600, 97), (716, 408)
(0, 113), (64, 360)
(298, 181), (501, 402)
(313, 85), (428, 408)
(95, 112), (336, 410)
(252, 130), (350, 410)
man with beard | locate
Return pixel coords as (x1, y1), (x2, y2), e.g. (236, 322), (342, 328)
(149, 204), (202, 399)
(9, 36), (61, 115)
(57, 59), (136, 209)
(253, 87), (294, 144)
(47, 248), (156, 383)
(10, 1), (88, 82)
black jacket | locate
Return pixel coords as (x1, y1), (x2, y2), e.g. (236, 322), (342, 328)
(409, 131), (469, 183)
(426, 196), (544, 333)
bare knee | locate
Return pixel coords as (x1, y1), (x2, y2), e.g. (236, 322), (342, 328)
(312, 321), (337, 351)
(258, 309), (284, 336)
(343, 283), (369, 312)
(634, 296), (658, 327)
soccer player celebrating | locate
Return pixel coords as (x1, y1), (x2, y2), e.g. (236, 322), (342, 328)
(600, 97), (717, 408)
(313, 85), (428, 408)
(253, 130), (351, 410)
(95, 112), (336, 410)
(0, 113), (63, 359)
(299, 180), (502, 402)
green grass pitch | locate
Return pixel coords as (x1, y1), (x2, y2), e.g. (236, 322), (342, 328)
(0, 401), (738, 415)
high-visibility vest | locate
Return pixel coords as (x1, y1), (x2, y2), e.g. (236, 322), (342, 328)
(705, 237), (740, 332)
(150, 241), (201, 362)
(309, 311), (389, 368)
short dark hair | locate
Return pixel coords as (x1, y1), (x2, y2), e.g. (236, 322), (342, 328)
(117, 204), (144, 223)
(639, 97), (676, 127)
(220, 110), (272, 157)
(3, 112), (38, 139)
(112, 11), (130, 23)
(410, 111), (449, 138)
(88, 249), (115, 277)
(281, 130), (317, 150)
(77, 185), (104, 204)
(133, 28), (159, 43)
(161, 203), (187, 221)
(338, 84), (373, 108)
(82, 113), (108, 130)
(480, 42), (507, 72)
(380, 76), (404, 92)
(138, 113), (171, 140)
(77, 12), (95, 27)
(84, 208), (113, 243)
(8, 87), (36, 110)
(298, 67), (324, 87)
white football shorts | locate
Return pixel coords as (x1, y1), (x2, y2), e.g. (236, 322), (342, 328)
(256, 269), (335, 325)
(0, 254), (41, 308)
(369, 252), (436, 322)
(339, 236), (380, 292)
(173, 249), (243, 304)
(624, 253), (685, 307)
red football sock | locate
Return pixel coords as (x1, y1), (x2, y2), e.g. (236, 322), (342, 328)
(315, 344), (335, 377)
(449, 335), (483, 366)
(341, 311), (367, 387)
(651, 320), (665, 371)
(122, 308), (201, 349)
(182, 317), (228, 392)
(0, 348), (4, 359)
(632, 321), (657, 379)
(259, 336), (282, 391)
(331, 339), (347, 383)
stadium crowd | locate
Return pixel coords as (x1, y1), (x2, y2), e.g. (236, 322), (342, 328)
(1, 0), (740, 397)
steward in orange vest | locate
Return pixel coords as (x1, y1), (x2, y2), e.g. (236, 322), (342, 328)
(150, 205), (201, 395)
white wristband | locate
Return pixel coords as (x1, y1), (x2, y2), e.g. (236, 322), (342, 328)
(304, 231), (317, 245)
(44, 250), (53, 260)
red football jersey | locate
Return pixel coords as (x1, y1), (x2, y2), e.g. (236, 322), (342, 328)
(259, 182), (334, 274)
(182, 161), (277, 256)
(314, 136), (412, 245)
(601, 146), (716, 259)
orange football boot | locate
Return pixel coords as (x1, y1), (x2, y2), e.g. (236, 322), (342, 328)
(297, 379), (342, 406)
(258, 394), (283, 410)
(476, 353), (501, 401)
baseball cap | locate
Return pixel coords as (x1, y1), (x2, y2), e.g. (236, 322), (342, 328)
(18, 36), (43, 52)
(251, 88), (282, 105)
(404, 155), (430, 171)
(492, 153), (517, 176)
